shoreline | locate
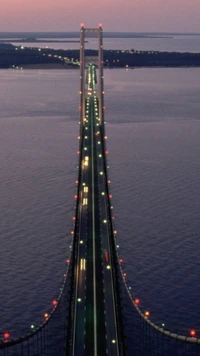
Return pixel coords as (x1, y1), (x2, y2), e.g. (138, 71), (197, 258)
(2, 64), (200, 70)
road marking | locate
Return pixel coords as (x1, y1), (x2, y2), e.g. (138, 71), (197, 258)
(91, 96), (97, 356)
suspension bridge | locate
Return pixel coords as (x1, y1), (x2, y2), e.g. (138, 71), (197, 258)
(1, 24), (200, 356)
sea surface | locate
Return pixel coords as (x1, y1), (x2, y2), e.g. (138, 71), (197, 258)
(1, 33), (200, 52)
(0, 65), (200, 344)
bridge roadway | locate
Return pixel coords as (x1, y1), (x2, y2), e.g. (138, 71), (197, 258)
(71, 64), (120, 356)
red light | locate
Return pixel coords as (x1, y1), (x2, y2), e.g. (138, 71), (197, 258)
(105, 150), (109, 154)
(71, 231), (74, 235)
(105, 250), (109, 263)
(108, 180), (111, 184)
(112, 216), (115, 220)
(52, 300), (58, 307)
(104, 136), (108, 140)
(145, 311), (150, 317)
(123, 273), (126, 277)
(80, 23), (84, 28)
(190, 330), (196, 337)
(76, 180), (79, 184)
(4, 332), (10, 339)
(114, 230), (117, 234)
(134, 298), (140, 305)
(99, 23), (102, 27)
(109, 194), (113, 199)
(66, 259), (70, 264)
(74, 195), (78, 199)
(72, 217), (76, 221)
(77, 151), (80, 154)
(119, 259), (123, 263)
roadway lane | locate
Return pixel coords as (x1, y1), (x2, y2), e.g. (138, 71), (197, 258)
(70, 64), (122, 356)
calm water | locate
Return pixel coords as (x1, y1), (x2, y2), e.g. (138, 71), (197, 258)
(6, 34), (200, 52)
(0, 67), (200, 343)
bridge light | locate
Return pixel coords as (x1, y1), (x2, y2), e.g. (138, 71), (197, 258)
(190, 329), (196, 337)
(30, 324), (35, 329)
(44, 313), (49, 319)
(162, 323), (165, 327)
(114, 230), (117, 234)
(76, 180), (79, 184)
(77, 298), (82, 302)
(3, 332), (10, 340)
(100, 172), (103, 175)
(52, 300), (58, 307)
(134, 298), (140, 305)
(123, 273), (126, 277)
(112, 340), (116, 344)
(80, 240), (83, 244)
(103, 219), (107, 223)
(144, 311), (150, 318)
(107, 265), (111, 270)
(104, 136), (108, 140)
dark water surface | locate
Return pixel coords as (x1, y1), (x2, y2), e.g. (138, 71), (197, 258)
(5, 34), (200, 52)
(0, 68), (200, 342)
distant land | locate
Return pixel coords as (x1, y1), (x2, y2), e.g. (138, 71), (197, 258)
(0, 38), (85, 43)
(0, 44), (200, 69)
(1, 32), (198, 39)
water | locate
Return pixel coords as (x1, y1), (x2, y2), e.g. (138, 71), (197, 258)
(3, 33), (200, 52)
(0, 67), (200, 345)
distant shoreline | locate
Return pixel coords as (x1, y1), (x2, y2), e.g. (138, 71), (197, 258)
(0, 39), (86, 44)
(0, 44), (200, 69)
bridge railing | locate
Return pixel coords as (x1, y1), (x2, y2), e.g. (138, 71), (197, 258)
(98, 114), (126, 356)
(65, 115), (86, 355)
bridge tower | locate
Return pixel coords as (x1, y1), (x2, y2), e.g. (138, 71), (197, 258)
(80, 24), (104, 127)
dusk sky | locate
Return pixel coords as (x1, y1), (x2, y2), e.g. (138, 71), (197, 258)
(1, 0), (200, 32)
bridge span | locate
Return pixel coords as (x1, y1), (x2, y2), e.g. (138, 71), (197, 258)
(1, 24), (200, 356)
(66, 25), (125, 356)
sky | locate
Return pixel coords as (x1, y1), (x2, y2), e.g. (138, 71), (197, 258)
(1, 0), (200, 33)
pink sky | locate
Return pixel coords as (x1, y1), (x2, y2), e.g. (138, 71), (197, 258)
(1, 0), (200, 32)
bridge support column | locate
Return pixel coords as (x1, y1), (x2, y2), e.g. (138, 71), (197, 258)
(80, 25), (85, 127)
